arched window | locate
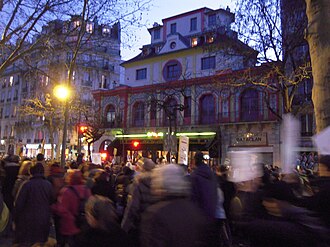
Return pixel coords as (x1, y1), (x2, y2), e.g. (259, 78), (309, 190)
(241, 89), (259, 121)
(105, 104), (116, 127)
(163, 97), (177, 126)
(200, 94), (215, 124)
(133, 102), (145, 127)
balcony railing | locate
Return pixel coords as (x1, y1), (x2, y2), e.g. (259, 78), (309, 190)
(120, 110), (278, 130)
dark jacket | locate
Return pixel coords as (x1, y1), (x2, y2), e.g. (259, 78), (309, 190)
(73, 225), (130, 247)
(2, 161), (20, 211)
(121, 172), (157, 232)
(191, 164), (218, 218)
(140, 198), (216, 247)
(13, 175), (54, 245)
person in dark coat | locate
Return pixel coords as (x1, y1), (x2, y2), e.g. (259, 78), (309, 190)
(12, 162), (54, 246)
(140, 163), (217, 247)
(73, 195), (130, 247)
(1, 155), (20, 211)
(121, 158), (157, 247)
(190, 151), (218, 219)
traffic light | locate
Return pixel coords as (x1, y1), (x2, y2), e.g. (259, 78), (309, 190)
(132, 141), (140, 149)
(78, 125), (88, 138)
(100, 152), (107, 161)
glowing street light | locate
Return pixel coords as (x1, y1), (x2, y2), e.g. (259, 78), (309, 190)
(53, 84), (71, 167)
(53, 85), (71, 101)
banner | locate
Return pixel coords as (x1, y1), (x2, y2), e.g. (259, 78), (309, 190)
(178, 136), (189, 165)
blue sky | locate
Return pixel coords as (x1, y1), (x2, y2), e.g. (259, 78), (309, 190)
(121, 0), (236, 60)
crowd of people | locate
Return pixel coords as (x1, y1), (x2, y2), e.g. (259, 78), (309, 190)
(0, 151), (329, 247)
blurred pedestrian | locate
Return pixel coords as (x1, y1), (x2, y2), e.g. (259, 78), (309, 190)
(73, 195), (129, 247)
(52, 169), (91, 246)
(12, 162), (54, 246)
(140, 163), (217, 247)
(121, 158), (156, 247)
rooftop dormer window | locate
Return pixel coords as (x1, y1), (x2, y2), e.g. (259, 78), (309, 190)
(190, 17), (197, 31)
(170, 23), (176, 34)
(154, 29), (160, 40)
(208, 14), (216, 27)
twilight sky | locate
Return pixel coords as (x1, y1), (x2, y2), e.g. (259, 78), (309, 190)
(121, 0), (236, 60)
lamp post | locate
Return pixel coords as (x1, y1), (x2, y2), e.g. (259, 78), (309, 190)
(54, 85), (71, 167)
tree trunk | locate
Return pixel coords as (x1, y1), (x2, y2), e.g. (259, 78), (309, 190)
(305, 0), (330, 132)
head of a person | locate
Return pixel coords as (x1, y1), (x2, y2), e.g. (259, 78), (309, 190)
(36, 153), (45, 162)
(65, 169), (84, 185)
(318, 155), (330, 177)
(85, 195), (118, 230)
(29, 162), (45, 177)
(194, 151), (205, 166)
(49, 162), (65, 178)
(69, 161), (79, 170)
(19, 160), (33, 176)
(151, 163), (191, 199)
(138, 158), (156, 172)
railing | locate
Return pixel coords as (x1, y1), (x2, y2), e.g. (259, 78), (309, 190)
(120, 110), (278, 130)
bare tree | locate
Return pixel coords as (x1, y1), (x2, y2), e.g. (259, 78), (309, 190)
(220, 0), (313, 116)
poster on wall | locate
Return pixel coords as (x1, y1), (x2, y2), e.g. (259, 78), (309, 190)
(178, 136), (189, 165)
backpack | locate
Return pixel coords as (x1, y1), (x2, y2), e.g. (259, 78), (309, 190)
(68, 186), (88, 229)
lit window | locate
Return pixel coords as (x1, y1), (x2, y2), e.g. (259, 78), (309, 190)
(9, 76), (13, 86)
(201, 56), (216, 70)
(154, 29), (160, 40)
(86, 23), (93, 33)
(102, 27), (111, 35)
(136, 68), (147, 80)
(207, 35), (215, 44)
(191, 37), (198, 47)
(73, 20), (80, 28)
(100, 75), (107, 88)
(190, 17), (197, 31)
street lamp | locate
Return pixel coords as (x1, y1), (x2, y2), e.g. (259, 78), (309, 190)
(53, 85), (71, 167)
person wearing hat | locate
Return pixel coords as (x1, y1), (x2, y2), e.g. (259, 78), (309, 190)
(121, 158), (157, 246)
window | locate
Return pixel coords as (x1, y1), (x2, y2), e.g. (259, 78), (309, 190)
(170, 23), (176, 34)
(241, 89), (259, 121)
(9, 76), (13, 86)
(184, 96), (191, 118)
(154, 29), (160, 40)
(86, 23), (93, 33)
(200, 94), (215, 124)
(164, 98), (177, 126)
(102, 27), (111, 35)
(201, 56), (216, 70)
(301, 114), (313, 136)
(190, 17), (197, 31)
(133, 102), (144, 127)
(163, 60), (182, 81)
(105, 105), (116, 126)
(191, 37), (198, 47)
(208, 14), (216, 26)
(136, 68), (147, 80)
(150, 100), (157, 120)
(73, 20), (80, 28)
(100, 75), (107, 88)
(170, 42), (176, 49)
